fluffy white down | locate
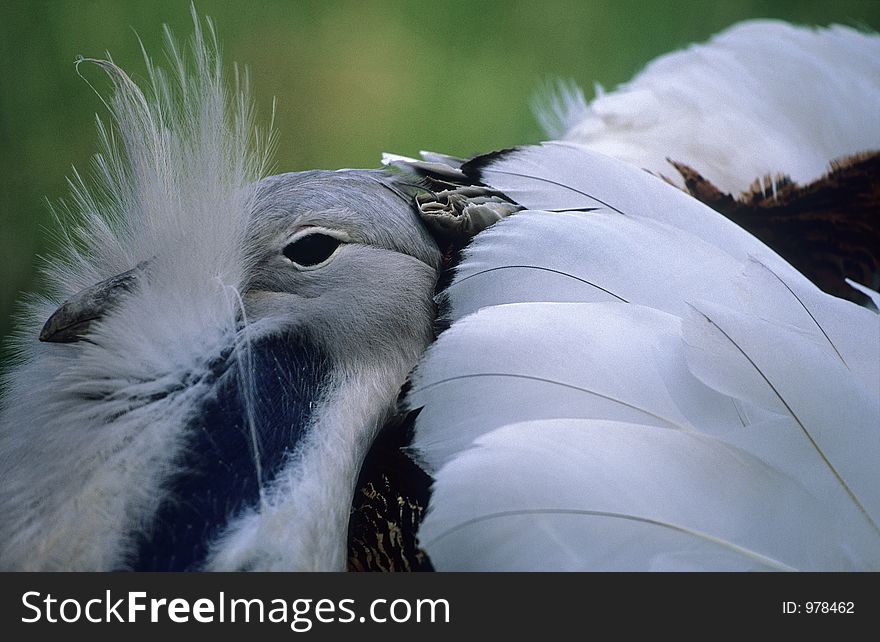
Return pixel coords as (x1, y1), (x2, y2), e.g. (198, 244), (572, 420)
(538, 21), (880, 194)
(0, 16), (272, 569)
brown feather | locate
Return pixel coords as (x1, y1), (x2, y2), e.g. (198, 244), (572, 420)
(347, 410), (433, 572)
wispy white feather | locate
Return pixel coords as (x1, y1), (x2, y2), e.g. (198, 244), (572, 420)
(0, 11), (273, 569)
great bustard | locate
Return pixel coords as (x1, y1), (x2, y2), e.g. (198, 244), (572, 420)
(1, 15), (878, 571)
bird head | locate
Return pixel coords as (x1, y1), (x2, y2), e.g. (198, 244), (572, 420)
(0, 12), (454, 573)
(41, 169), (441, 368)
(7, 164), (442, 571)
(241, 170), (441, 365)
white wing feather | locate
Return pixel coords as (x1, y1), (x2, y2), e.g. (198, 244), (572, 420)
(463, 143), (879, 389)
(408, 143), (880, 571)
(419, 420), (855, 571)
(409, 303), (754, 472)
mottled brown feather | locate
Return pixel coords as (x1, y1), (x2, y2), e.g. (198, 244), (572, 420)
(347, 409), (434, 572)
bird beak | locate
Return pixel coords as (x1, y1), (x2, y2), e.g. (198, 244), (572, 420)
(39, 261), (149, 343)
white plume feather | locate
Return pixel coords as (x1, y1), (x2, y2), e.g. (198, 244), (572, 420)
(538, 21), (880, 194)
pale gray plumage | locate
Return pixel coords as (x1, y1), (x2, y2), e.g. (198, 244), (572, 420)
(243, 169), (441, 358)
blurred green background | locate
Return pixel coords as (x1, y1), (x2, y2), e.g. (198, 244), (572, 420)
(2, 0), (879, 345)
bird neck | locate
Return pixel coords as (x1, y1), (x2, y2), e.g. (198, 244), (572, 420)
(202, 360), (405, 571)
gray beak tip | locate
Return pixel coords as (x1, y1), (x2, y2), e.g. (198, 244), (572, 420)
(39, 310), (94, 343)
(38, 321), (59, 343)
(37, 262), (147, 344)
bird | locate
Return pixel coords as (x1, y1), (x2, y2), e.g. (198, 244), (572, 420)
(0, 14), (878, 571)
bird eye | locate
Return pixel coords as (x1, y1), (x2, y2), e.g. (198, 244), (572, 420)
(283, 233), (343, 268)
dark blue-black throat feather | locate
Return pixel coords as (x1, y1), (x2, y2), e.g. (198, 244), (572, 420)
(130, 331), (330, 571)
